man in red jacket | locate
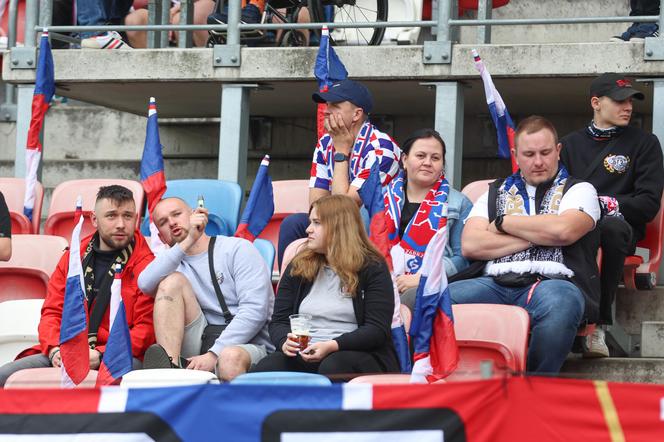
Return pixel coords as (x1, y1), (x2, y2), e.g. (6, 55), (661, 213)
(0, 185), (155, 386)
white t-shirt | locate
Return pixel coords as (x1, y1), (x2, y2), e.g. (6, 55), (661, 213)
(466, 181), (600, 277)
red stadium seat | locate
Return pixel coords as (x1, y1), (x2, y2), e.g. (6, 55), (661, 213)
(258, 180), (310, 274)
(448, 303), (529, 379)
(623, 191), (664, 290)
(350, 303), (530, 384)
(44, 179), (145, 242)
(0, 234), (68, 302)
(5, 368), (98, 389)
(0, 299), (43, 365)
(0, 177), (44, 234)
(461, 179), (495, 204)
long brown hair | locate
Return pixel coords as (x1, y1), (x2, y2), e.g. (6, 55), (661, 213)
(289, 195), (384, 295)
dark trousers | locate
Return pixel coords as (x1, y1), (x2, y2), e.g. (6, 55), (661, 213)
(252, 350), (384, 378)
(631, 0), (660, 15)
(598, 217), (638, 325)
(277, 213), (309, 270)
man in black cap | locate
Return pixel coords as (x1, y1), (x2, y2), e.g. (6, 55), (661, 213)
(277, 79), (401, 267)
(561, 73), (664, 357)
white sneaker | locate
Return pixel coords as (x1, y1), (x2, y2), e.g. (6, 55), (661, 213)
(583, 328), (610, 358)
(81, 31), (132, 50)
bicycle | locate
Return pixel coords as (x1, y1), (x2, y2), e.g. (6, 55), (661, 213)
(207, 0), (388, 47)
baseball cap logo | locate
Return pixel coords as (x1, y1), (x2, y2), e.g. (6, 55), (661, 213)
(616, 79), (632, 88)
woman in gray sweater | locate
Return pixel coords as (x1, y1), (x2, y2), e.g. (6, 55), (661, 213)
(253, 195), (399, 377)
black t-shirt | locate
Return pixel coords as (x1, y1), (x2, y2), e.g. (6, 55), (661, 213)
(0, 192), (11, 239)
(89, 250), (117, 307)
(398, 191), (421, 238)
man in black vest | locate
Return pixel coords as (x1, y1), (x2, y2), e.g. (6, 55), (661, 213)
(561, 73), (664, 358)
(449, 116), (601, 374)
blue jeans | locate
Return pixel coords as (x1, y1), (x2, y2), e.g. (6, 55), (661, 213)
(448, 276), (585, 374)
(76, 0), (133, 38)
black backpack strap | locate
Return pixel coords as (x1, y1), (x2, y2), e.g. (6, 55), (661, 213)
(208, 236), (233, 324)
(488, 178), (504, 222)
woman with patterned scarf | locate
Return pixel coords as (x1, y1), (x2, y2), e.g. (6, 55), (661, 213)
(384, 129), (473, 310)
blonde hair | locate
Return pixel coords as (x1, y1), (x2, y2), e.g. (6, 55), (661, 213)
(289, 195), (384, 295)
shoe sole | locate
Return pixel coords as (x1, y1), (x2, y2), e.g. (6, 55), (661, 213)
(143, 344), (174, 369)
(582, 350), (609, 359)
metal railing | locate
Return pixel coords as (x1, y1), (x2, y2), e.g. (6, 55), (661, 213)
(0, 0), (661, 88)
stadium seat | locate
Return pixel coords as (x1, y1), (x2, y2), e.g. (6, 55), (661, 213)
(121, 368), (219, 388)
(350, 303), (529, 384)
(461, 179), (495, 204)
(279, 238), (308, 275)
(0, 235), (68, 302)
(384, 0), (423, 45)
(623, 191), (664, 290)
(253, 238), (275, 277)
(231, 371), (331, 386)
(44, 179), (145, 242)
(0, 299), (43, 366)
(4, 368), (98, 389)
(0, 177), (44, 234)
(141, 179), (242, 237)
(258, 180), (310, 275)
(448, 303), (529, 379)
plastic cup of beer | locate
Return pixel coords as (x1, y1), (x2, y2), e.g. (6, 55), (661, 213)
(289, 314), (312, 352)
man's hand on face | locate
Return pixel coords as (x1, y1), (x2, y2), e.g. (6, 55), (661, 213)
(325, 113), (354, 155)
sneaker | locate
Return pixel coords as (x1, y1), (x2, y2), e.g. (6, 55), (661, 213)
(81, 31), (132, 50)
(583, 328), (610, 358)
(143, 343), (187, 369)
(611, 23), (659, 42)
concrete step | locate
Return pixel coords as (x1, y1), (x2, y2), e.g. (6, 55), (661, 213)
(616, 286), (664, 337)
(561, 356), (664, 384)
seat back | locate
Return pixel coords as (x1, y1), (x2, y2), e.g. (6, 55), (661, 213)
(121, 368), (219, 388)
(383, 0), (423, 45)
(4, 367), (98, 389)
(280, 238), (308, 276)
(0, 299), (44, 365)
(44, 179), (145, 242)
(272, 180), (310, 214)
(461, 179), (495, 204)
(0, 178), (44, 234)
(0, 235), (68, 302)
(253, 238), (275, 278)
(623, 190), (664, 289)
(451, 304), (529, 376)
(231, 371), (331, 386)
(141, 179), (242, 237)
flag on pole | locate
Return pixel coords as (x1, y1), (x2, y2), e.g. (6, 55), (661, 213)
(472, 49), (518, 173)
(140, 97), (167, 252)
(59, 197), (90, 387)
(358, 163), (411, 373)
(23, 30), (55, 222)
(410, 224), (459, 383)
(314, 26), (348, 139)
(96, 264), (133, 386)
(235, 155), (274, 242)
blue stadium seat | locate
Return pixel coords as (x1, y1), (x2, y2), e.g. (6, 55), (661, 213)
(253, 238), (275, 277)
(231, 371), (332, 386)
(142, 179), (242, 237)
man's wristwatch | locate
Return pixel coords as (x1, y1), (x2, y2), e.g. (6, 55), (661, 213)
(494, 214), (507, 234)
(333, 152), (349, 163)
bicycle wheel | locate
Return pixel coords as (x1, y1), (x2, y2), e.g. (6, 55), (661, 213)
(310, 0), (388, 46)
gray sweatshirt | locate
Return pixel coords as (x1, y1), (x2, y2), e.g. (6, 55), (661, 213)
(137, 235), (275, 355)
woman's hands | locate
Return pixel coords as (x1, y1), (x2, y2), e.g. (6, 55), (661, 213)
(282, 333), (301, 357)
(300, 340), (339, 363)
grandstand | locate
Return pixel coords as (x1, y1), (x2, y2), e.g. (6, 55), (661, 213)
(0, 0), (663, 439)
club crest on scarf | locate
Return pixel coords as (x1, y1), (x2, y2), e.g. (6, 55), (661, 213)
(385, 173), (449, 275)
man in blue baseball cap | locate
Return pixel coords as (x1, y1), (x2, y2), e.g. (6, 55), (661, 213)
(277, 79), (401, 268)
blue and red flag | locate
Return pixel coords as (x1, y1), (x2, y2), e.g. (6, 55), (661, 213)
(23, 31), (55, 222)
(314, 26), (348, 139)
(358, 163), (411, 373)
(140, 97), (167, 251)
(472, 49), (518, 173)
(409, 222), (459, 383)
(235, 155), (274, 242)
(59, 197), (90, 387)
(96, 264), (133, 386)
